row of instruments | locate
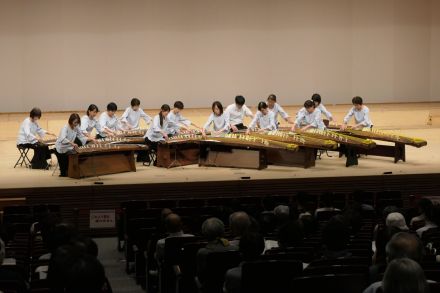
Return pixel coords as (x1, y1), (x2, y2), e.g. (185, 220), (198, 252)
(63, 126), (427, 178)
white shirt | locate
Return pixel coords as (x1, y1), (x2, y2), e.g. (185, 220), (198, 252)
(343, 106), (372, 127)
(203, 113), (229, 132)
(295, 108), (325, 130)
(316, 103), (333, 120)
(224, 104), (253, 125)
(249, 111), (277, 131)
(121, 107), (151, 129)
(167, 110), (191, 135)
(55, 125), (87, 154)
(80, 115), (102, 136)
(144, 114), (170, 142)
(17, 117), (47, 145)
(268, 103), (289, 122)
(98, 112), (120, 135)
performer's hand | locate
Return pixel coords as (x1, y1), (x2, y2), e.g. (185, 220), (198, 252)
(245, 129), (250, 135)
(231, 125), (239, 132)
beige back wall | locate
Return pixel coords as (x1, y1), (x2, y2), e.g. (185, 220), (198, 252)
(0, 0), (438, 113)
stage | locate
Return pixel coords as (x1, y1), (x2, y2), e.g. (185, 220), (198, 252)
(1, 102), (440, 235)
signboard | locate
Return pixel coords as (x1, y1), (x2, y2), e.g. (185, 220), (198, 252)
(90, 209), (116, 229)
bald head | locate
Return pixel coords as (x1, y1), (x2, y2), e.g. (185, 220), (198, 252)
(386, 232), (424, 263)
(165, 213), (183, 233)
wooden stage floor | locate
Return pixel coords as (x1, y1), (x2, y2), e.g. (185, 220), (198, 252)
(0, 102), (439, 190)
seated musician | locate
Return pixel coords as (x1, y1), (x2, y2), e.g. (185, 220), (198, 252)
(167, 101), (199, 135)
(246, 101), (277, 134)
(202, 101), (229, 137)
(291, 100), (326, 132)
(341, 96), (372, 130)
(16, 107), (56, 169)
(120, 98), (152, 130)
(267, 94), (294, 126)
(55, 114), (95, 177)
(224, 95), (254, 132)
(98, 102), (120, 138)
(311, 93), (334, 123)
(81, 104), (104, 142)
(144, 104), (171, 164)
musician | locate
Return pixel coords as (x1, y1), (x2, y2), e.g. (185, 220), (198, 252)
(202, 101), (229, 137)
(16, 107), (56, 169)
(267, 94), (293, 126)
(98, 102), (120, 138)
(167, 101), (198, 135)
(81, 104), (103, 141)
(55, 113), (95, 177)
(144, 104), (171, 164)
(246, 102), (277, 134)
(311, 93), (334, 122)
(291, 100), (326, 132)
(224, 95), (254, 132)
(120, 98), (151, 130)
(341, 96), (372, 130)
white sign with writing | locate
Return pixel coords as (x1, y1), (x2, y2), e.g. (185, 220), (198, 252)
(90, 209), (116, 229)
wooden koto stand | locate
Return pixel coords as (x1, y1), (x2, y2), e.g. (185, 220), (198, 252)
(68, 146), (144, 179)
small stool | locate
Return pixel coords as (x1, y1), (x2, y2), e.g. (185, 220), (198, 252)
(14, 145), (32, 168)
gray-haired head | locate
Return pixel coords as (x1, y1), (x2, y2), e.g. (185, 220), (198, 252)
(383, 258), (428, 293)
(274, 205), (290, 219)
(202, 217), (225, 240)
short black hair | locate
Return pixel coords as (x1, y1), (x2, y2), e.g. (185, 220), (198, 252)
(311, 93), (321, 104)
(257, 101), (268, 111)
(86, 104), (99, 116)
(131, 98), (140, 107)
(30, 107), (42, 119)
(235, 95), (245, 106)
(267, 94), (277, 102)
(174, 101), (184, 109)
(107, 102), (117, 112)
(68, 113), (81, 126)
(304, 100), (315, 109)
(352, 96), (363, 105)
(212, 101), (223, 115)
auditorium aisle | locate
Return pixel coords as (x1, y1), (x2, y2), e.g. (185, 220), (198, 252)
(95, 238), (144, 293)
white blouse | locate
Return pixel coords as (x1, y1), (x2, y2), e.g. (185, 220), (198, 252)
(343, 106), (372, 128)
(55, 125), (88, 154)
(203, 113), (229, 132)
(98, 112), (120, 135)
(295, 108), (325, 130)
(144, 115), (170, 142)
(121, 107), (151, 129)
(248, 111), (277, 131)
(17, 117), (47, 145)
(80, 115), (102, 136)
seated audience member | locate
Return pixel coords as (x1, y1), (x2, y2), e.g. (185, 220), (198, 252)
(321, 215), (351, 259)
(298, 214), (319, 237)
(48, 244), (109, 293)
(381, 258), (429, 293)
(277, 220), (304, 250)
(224, 232), (265, 293)
(374, 206), (400, 241)
(197, 217), (236, 283)
(315, 192), (341, 217)
(352, 190), (375, 211)
(386, 212), (409, 231)
(155, 213), (193, 265)
(229, 211), (252, 247)
(364, 232), (426, 293)
(41, 223), (78, 260)
(373, 226), (403, 268)
(273, 205), (290, 230)
(410, 198), (434, 227)
(0, 238), (28, 293)
(416, 205), (439, 238)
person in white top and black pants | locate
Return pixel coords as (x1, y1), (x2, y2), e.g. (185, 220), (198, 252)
(224, 95), (254, 132)
(80, 104), (103, 142)
(16, 108), (56, 169)
(267, 94), (293, 126)
(246, 102), (277, 134)
(120, 98), (151, 130)
(98, 102), (120, 138)
(55, 113), (95, 177)
(143, 104), (171, 165)
(202, 101), (229, 137)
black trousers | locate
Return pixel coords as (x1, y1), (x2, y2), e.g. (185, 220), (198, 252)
(19, 143), (51, 169)
(55, 151), (74, 177)
(232, 123), (247, 131)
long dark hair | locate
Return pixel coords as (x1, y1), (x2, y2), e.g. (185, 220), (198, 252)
(212, 101), (223, 115)
(159, 104), (171, 127)
(68, 113), (81, 127)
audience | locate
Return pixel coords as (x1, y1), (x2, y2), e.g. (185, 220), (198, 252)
(315, 192), (341, 217)
(224, 232), (265, 293)
(229, 212), (251, 247)
(0, 238), (28, 293)
(321, 215), (351, 259)
(364, 232), (425, 293)
(386, 212), (409, 231)
(416, 204), (439, 238)
(381, 258), (429, 293)
(155, 213), (193, 265)
(410, 198), (433, 227)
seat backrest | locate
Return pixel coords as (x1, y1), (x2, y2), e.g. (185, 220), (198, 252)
(292, 274), (368, 293)
(241, 259), (303, 293)
(163, 236), (201, 265)
(303, 264), (368, 276)
(203, 250), (242, 293)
